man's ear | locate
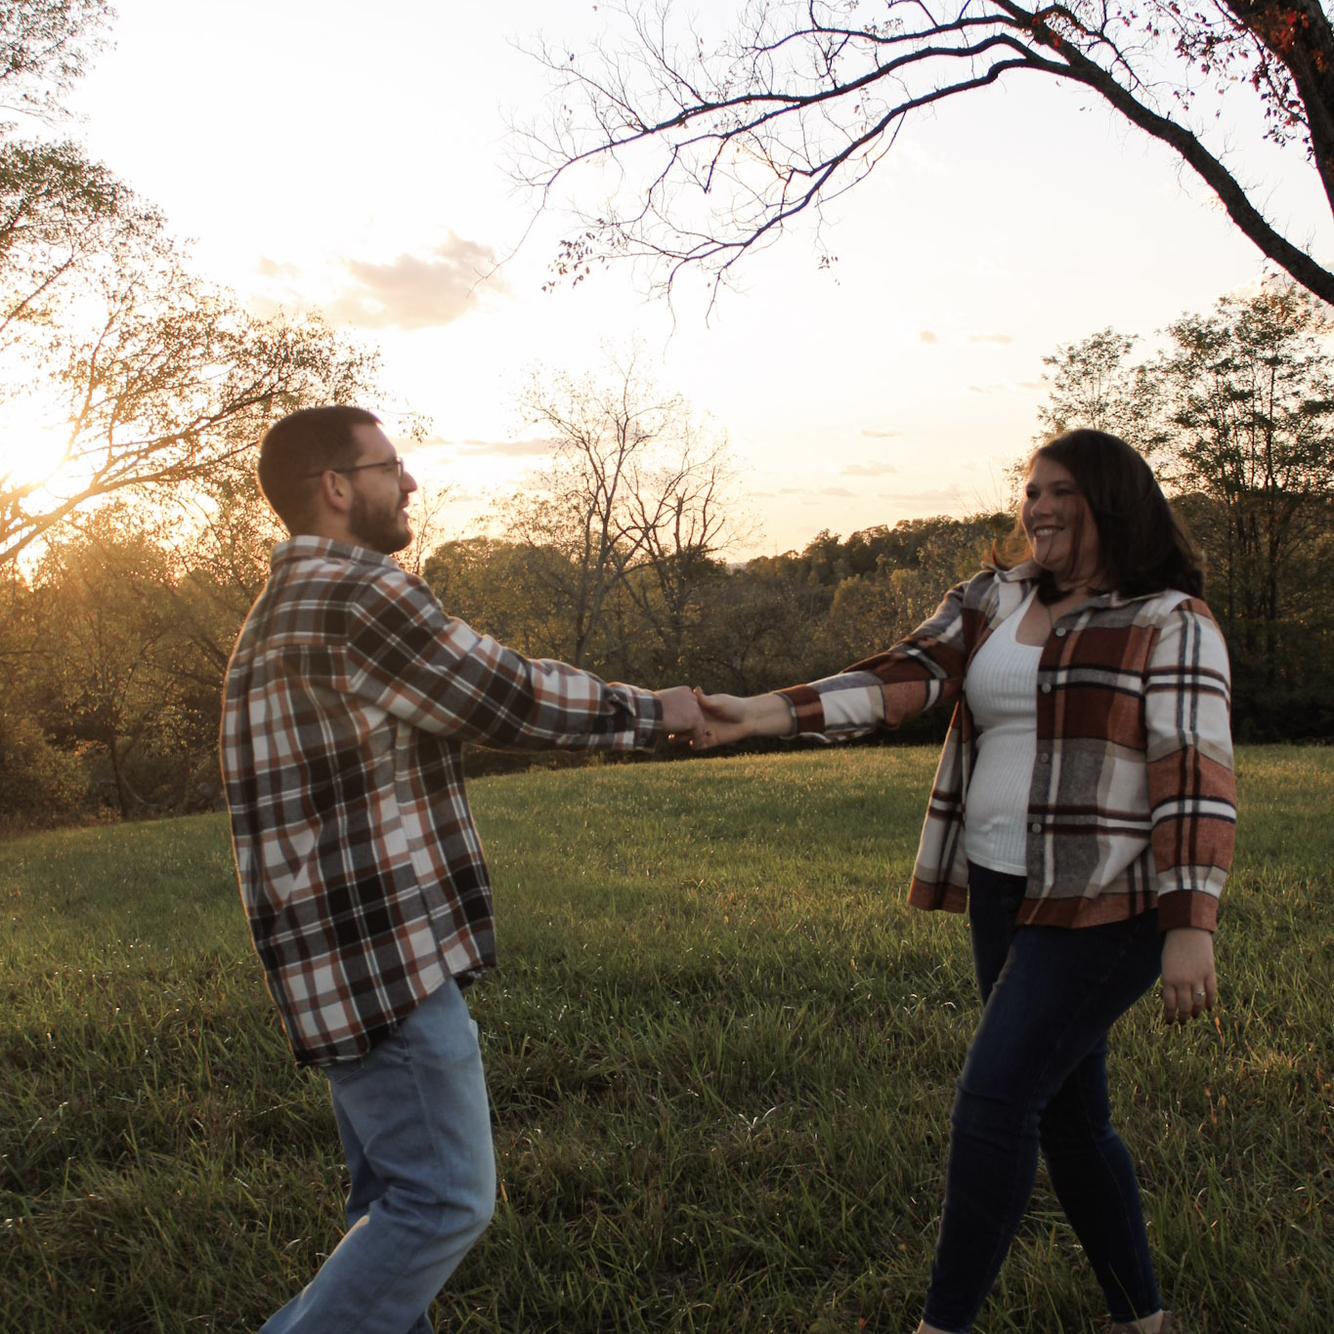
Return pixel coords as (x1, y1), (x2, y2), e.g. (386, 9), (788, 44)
(316, 468), (354, 516)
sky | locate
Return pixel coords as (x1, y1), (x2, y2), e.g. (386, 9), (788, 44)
(56, 0), (1334, 558)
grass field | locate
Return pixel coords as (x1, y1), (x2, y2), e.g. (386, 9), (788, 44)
(1, 745), (1330, 1333)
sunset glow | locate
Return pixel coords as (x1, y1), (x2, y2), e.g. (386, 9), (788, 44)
(56, 0), (1334, 555)
(1, 402), (80, 498)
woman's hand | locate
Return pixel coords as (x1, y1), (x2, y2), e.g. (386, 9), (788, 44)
(1160, 927), (1217, 1025)
(693, 690), (793, 749)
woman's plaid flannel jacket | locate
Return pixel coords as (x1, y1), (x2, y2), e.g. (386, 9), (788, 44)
(777, 563), (1236, 931)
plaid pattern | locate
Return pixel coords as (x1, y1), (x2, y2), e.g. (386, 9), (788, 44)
(778, 562), (1235, 931)
(221, 537), (662, 1066)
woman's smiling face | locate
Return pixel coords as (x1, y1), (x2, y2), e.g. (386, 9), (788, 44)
(1022, 456), (1101, 585)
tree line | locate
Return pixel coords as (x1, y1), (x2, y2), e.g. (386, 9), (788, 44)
(0, 484), (1013, 829)
(4, 268), (1331, 832)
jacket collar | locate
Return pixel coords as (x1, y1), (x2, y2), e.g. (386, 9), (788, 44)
(991, 560), (1167, 608)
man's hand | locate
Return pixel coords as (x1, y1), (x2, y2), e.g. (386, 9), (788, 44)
(693, 690), (794, 749)
(655, 685), (705, 743)
(1161, 927), (1218, 1025)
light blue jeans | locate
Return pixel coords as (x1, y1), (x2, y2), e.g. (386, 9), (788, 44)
(262, 978), (496, 1334)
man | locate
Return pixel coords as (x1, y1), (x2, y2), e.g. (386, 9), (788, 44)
(220, 406), (703, 1332)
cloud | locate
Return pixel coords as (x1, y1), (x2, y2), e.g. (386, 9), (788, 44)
(447, 436), (558, 458)
(969, 333), (1014, 345)
(843, 460), (897, 477)
(918, 330), (938, 344)
(859, 428), (901, 440)
(418, 485), (484, 504)
(777, 486), (857, 497)
(256, 256), (299, 279)
(329, 232), (504, 329)
(880, 488), (967, 510)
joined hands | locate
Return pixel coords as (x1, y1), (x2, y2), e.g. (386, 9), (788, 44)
(653, 687), (792, 749)
(653, 685), (706, 743)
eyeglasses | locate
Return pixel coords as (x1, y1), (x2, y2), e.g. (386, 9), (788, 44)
(306, 458), (406, 480)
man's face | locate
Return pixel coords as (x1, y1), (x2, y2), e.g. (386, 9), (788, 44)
(343, 425), (418, 555)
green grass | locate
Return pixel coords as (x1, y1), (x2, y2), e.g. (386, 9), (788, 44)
(2, 746), (1330, 1332)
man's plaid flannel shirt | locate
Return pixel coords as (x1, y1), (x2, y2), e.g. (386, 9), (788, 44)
(221, 537), (662, 1066)
(778, 563), (1235, 931)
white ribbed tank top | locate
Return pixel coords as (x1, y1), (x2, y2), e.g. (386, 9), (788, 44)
(963, 588), (1042, 876)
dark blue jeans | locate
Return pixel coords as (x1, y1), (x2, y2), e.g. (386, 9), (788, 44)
(922, 864), (1165, 1332)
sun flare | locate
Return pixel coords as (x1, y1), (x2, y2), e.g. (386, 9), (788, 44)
(0, 402), (82, 497)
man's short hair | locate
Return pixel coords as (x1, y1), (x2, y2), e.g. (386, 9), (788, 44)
(258, 406), (382, 533)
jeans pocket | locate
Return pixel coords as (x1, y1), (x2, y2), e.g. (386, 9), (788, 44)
(328, 1025), (410, 1087)
(326, 1053), (374, 1088)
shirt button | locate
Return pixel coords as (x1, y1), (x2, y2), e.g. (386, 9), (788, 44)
(1055, 627), (1068, 637)
(1041, 752), (1051, 763)
(1030, 822), (1041, 833)
(1040, 683), (1053, 694)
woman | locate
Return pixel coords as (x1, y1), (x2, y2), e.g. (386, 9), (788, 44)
(696, 430), (1235, 1334)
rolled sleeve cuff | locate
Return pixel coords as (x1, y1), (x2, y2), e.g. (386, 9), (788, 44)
(777, 684), (823, 736)
(631, 687), (664, 749)
(1156, 889), (1219, 932)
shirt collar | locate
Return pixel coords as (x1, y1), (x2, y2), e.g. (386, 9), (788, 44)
(270, 534), (401, 573)
(993, 559), (1040, 584)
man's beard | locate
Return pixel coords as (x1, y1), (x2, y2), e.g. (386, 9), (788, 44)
(348, 490), (412, 555)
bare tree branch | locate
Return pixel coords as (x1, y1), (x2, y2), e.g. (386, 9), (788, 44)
(517, 0), (1334, 304)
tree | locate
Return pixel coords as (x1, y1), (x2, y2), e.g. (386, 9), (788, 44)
(1041, 280), (1333, 625)
(1155, 281), (1334, 655)
(0, 2), (111, 121)
(0, 563), (87, 827)
(424, 537), (576, 658)
(692, 555), (835, 691)
(1, 4), (153, 353)
(820, 514), (1008, 664)
(616, 438), (735, 675)
(0, 2), (382, 566)
(0, 140), (163, 346)
(0, 272), (380, 566)
(1037, 329), (1161, 444)
(522, 0), (1334, 303)
(29, 507), (194, 818)
(397, 483), (455, 579)
(1039, 277), (1334, 736)
(496, 355), (739, 669)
